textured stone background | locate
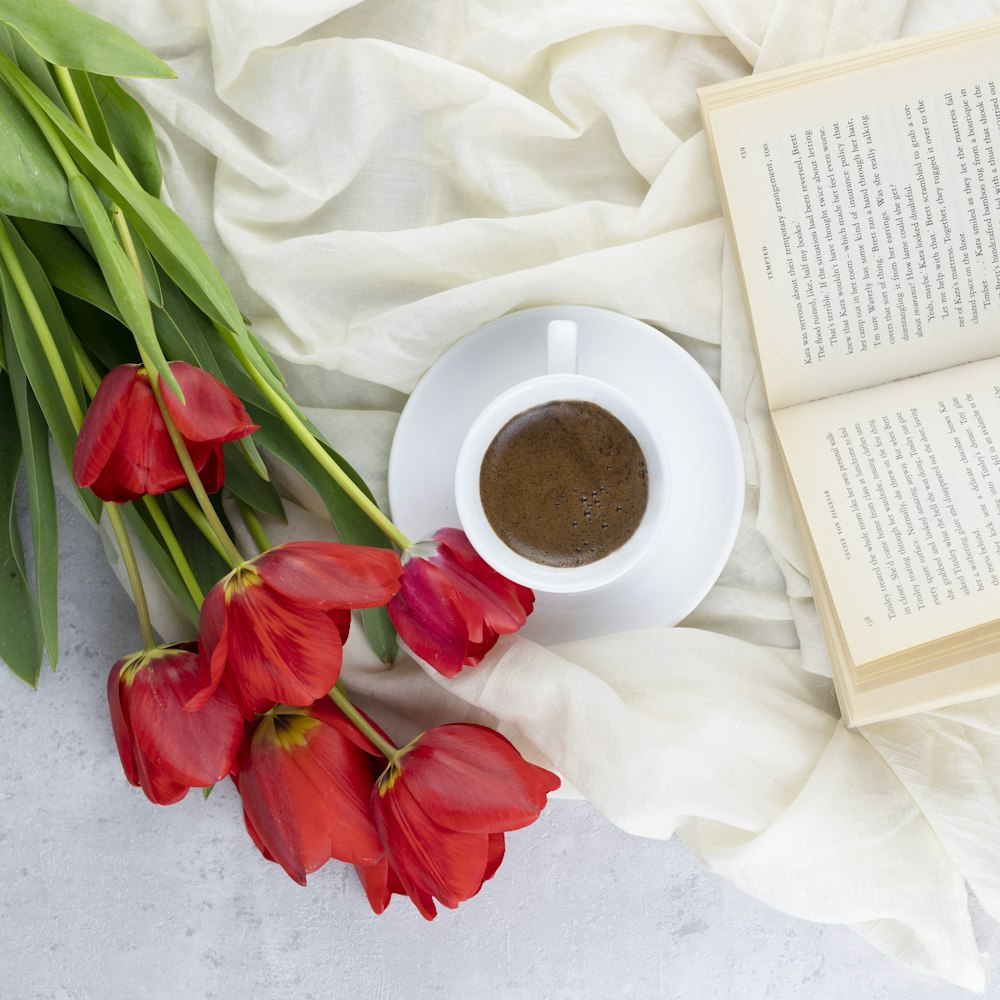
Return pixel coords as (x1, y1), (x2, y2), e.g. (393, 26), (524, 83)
(1, 493), (998, 1000)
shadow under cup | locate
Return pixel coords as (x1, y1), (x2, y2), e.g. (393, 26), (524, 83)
(455, 373), (670, 594)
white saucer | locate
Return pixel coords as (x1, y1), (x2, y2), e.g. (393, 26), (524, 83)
(387, 306), (744, 645)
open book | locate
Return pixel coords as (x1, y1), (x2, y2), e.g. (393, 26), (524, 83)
(699, 18), (1000, 726)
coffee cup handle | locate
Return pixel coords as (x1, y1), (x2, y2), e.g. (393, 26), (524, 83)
(546, 320), (578, 375)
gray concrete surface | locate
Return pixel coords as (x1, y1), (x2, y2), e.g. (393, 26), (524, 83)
(1, 491), (998, 1000)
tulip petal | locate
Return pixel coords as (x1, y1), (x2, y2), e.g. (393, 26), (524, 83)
(97, 375), (189, 497)
(187, 583), (228, 710)
(327, 607), (352, 646)
(388, 564), (469, 677)
(196, 444), (225, 494)
(307, 696), (391, 758)
(108, 657), (140, 788)
(355, 857), (437, 920)
(398, 724), (560, 834)
(237, 724), (333, 884)
(253, 542), (401, 609)
(292, 725), (383, 866)
(237, 713), (382, 884)
(435, 528), (535, 622)
(131, 751), (191, 805)
(126, 647), (243, 788)
(388, 529), (534, 676)
(433, 553), (529, 642)
(73, 365), (138, 489)
(220, 584), (347, 712)
(355, 858), (394, 915)
(241, 803), (277, 863)
(109, 653), (191, 804)
(483, 833), (505, 884)
(374, 779), (490, 908)
(162, 361), (258, 443)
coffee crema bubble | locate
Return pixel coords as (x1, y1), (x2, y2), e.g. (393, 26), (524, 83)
(478, 399), (648, 568)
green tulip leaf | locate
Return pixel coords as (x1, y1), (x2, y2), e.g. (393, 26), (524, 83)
(0, 217), (99, 521)
(0, 52), (243, 334)
(237, 434), (270, 481)
(221, 441), (286, 522)
(6, 345), (59, 667)
(0, 23), (66, 108)
(58, 294), (135, 373)
(246, 328), (287, 385)
(122, 502), (199, 628)
(163, 494), (231, 597)
(65, 71), (163, 305)
(92, 74), (163, 197)
(67, 173), (180, 398)
(14, 219), (120, 319)
(0, 0), (174, 79)
(0, 372), (44, 685)
(0, 75), (75, 225)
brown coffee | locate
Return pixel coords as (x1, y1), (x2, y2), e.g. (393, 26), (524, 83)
(479, 399), (648, 568)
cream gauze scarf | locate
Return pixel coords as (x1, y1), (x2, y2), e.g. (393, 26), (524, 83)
(78, 0), (1000, 987)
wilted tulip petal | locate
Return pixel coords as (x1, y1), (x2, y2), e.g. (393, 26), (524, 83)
(73, 362), (258, 502)
(189, 541), (402, 717)
(236, 704), (386, 885)
(388, 528), (534, 677)
(108, 642), (243, 805)
(369, 723), (559, 918)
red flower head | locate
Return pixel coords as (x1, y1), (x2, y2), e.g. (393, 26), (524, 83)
(236, 700), (386, 885)
(366, 723), (559, 919)
(73, 361), (258, 502)
(387, 528), (534, 677)
(189, 541), (403, 718)
(108, 642), (243, 805)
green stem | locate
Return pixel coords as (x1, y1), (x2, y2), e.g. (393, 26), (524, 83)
(72, 341), (100, 397)
(142, 497), (204, 606)
(219, 327), (410, 550)
(52, 66), (93, 141)
(171, 490), (233, 564)
(111, 204), (145, 290)
(104, 503), (156, 650)
(0, 224), (83, 428)
(53, 64), (143, 204)
(236, 499), (271, 553)
(328, 683), (399, 762)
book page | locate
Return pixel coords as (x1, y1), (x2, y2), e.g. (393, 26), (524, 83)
(772, 356), (1000, 666)
(702, 21), (1000, 410)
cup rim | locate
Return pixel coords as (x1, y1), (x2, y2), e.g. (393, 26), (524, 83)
(454, 373), (669, 593)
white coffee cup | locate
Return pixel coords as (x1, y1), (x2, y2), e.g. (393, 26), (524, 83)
(454, 320), (670, 593)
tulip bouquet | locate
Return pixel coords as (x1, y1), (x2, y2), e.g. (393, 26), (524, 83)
(0, 0), (558, 917)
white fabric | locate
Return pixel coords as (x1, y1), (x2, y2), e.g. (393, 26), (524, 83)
(75, 0), (1000, 987)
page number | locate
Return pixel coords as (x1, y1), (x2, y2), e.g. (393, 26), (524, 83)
(739, 146), (747, 159)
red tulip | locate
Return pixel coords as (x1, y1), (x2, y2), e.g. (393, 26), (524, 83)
(368, 723), (559, 919)
(387, 528), (534, 677)
(73, 361), (258, 502)
(108, 642), (243, 805)
(236, 700), (386, 884)
(188, 541), (403, 717)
